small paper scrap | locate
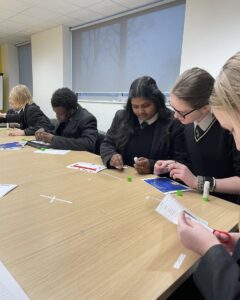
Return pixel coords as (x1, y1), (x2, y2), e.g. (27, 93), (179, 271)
(173, 254), (186, 269)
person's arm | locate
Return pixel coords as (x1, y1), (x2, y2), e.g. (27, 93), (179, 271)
(100, 111), (123, 167)
(177, 212), (240, 300)
(2, 111), (21, 123)
(194, 242), (240, 300)
(51, 115), (98, 151)
(24, 105), (54, 136)
(214, 176), (240, 194)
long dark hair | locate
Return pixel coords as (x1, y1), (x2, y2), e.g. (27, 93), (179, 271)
(117, 76), (167, 150)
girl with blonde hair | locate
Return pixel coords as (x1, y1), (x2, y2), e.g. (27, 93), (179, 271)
(0, 84), (54, 136)
(172, 52), (240, 300)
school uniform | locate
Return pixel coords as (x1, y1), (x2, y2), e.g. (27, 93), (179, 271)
(50, 104), (98, 152)
(100, 109), (188, 172)
(193, 241), (240, 300)
(0, 103), (54, 135)
(184, 113), (240, 204)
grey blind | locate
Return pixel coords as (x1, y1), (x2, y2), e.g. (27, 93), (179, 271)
(72, 2), (185, 94)
(18, 43), (33, 94)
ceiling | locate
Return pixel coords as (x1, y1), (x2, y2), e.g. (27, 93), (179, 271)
(0, 0), (166, 46)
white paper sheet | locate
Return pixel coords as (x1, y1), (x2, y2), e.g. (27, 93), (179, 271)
(0, 261), (30, 299)
(34, 149), (70, 155)
(0, 184), (18, 198)
(155, 194), (209, 226)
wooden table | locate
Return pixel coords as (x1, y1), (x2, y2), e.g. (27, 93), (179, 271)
(0, 133), (239, 299)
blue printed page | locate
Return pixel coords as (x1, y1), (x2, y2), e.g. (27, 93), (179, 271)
(143, 177), (191, 194)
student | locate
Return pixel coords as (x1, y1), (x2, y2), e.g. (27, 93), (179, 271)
(0, 84), (54, 135)
(100, 76), (187, 174)
(35, 87), (98, 152)
(173, 52), (240, 300)
(154, 68), (240, 204)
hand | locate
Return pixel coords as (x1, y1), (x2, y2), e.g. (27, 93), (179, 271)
(37, 131), (54, 144)
(177, 211), (220, 256)
(154, 160), (175, 175)
(134, 157), (151, 174)
(168, 162), (197, 189)
(0, 112), (6, 118)
(214, 231), (240, 254)
(110, 154), (124, 169)
(8, 128), (25, 136)
(35, 128), (45, 140)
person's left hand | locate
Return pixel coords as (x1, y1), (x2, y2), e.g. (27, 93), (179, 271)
(134, 157), (151, 174)
(8, 128), (25, 136)
(177, 211), (221, 256)
(38, 131), (54, 143)
(168, 162), (197, 189)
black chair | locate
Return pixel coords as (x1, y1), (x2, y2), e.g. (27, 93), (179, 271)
(95, 130), (105, 155)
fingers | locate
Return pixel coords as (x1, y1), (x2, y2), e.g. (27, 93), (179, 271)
(154, 160), (175, 175)
(110, 154), (124, 169)
(134, 158), (150, 174)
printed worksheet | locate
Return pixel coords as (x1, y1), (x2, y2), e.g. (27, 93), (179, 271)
(155, 194), (209, 227)
(67, 162), (106, 173)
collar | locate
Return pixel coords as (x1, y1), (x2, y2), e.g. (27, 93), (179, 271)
(194, 112), (215, 131)
(139, 113), (158, 126)
(194, 112), (217, 142)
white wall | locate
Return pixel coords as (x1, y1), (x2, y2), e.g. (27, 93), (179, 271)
(80, 101), (125, 133)
(31, 25), (71, 118)
(181, 0), (240, 76)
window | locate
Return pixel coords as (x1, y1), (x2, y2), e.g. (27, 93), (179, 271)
(18, 43), (33, 94)
(72, 1), (185, 98)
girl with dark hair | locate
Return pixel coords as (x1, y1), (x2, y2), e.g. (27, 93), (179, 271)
(100, 76), (187, 174)
(154, 68), (240, 204)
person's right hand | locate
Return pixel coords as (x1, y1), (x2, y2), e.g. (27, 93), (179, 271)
(109, 154), (124, 170)
(177, 211), (221, 256)
(35, 128), (45, 140)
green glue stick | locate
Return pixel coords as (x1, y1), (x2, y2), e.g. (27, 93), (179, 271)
(203, 181), (210, 201)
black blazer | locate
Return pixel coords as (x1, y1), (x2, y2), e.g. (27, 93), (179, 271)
(50, 104), (98, 152)
(194, 241), (240, 300)
(0, 103), (54, 135)
(100, 109), (188, 171)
